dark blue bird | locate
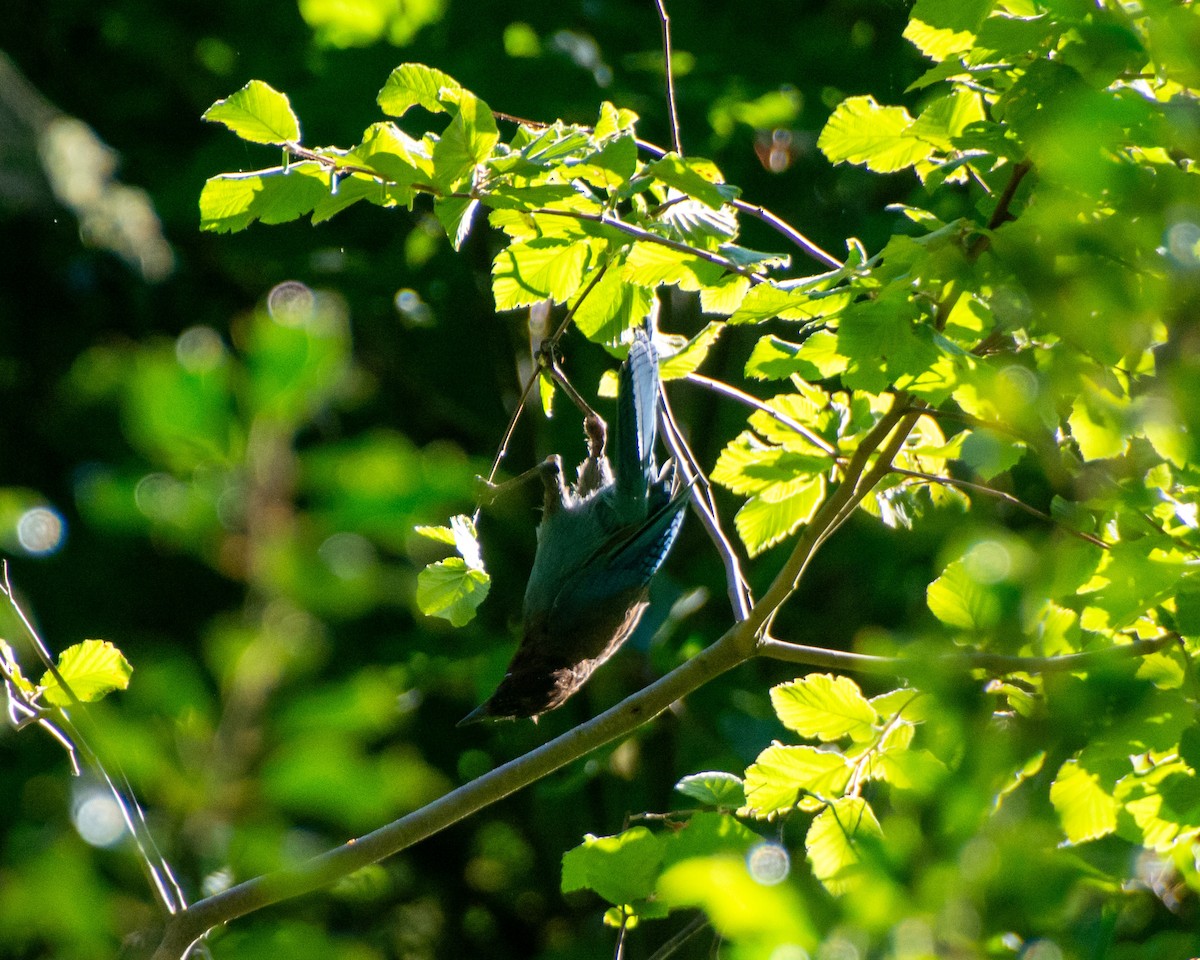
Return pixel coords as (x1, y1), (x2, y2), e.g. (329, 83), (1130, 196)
(461, 328), (689, 723)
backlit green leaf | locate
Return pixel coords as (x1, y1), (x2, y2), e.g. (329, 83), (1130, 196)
(561, 827), (664, 906)
(492, 239), (602, 310)
(644, 153), (732, 210)
(742, 744), (852, 818)
(658, 322), (725, 381)
(432, 93), (499, 190)
(202, 80), (300, 145)
(416, 558), (490, 627)
(818, 96), (932, 173)
(621, 242), (724, 291)
(926, 556), (1002, 631)
(199, 165), (328, 233)
(675, 772), (747, 808)
(40, 640), (132, 707)
(571, 269), (653, 344)
(734, 479), (825, 556)
(377, 63), (462, 117)
(806, 796), (883, 895)
(1050, 757), (1118, 844)
(770, 674), (878, 743)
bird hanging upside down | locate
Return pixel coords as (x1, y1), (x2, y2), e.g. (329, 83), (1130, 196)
(460, 327), (689, 724)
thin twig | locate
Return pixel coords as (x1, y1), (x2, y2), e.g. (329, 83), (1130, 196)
(646, 914), (710, 960)
(730, 199), (844, 270)
(530, 207), (768, 281)
(887, 465), (1110, 549)
(654, 0), (683, 155)
(659, 388), (753, 621)
(684, 372), (837, 456)
(757, 633), (1176, 676)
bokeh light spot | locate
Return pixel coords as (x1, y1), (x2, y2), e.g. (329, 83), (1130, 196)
(267, 280), (316, 326)
(175, 325), (225, 373)
(72, 788), (126, 848)
(747, 841), (790, 885)
(16, 507), (65, 555)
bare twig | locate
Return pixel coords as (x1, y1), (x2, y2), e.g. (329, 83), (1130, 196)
(654, 0), (683, 155)
(659, 388), (753, 621)
(730, 199), (844, 271)
(529, 207), (769, 281)
(757, 633), (1176, 676)
(684, 372), (837, 457)
(646, 914), (710, 960)
(887, 465), (1110, 549)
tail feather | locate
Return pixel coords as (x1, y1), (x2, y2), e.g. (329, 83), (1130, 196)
(614, 328), (659, 519)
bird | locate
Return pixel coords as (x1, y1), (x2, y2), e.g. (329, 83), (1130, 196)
(460, 327), (689, 724)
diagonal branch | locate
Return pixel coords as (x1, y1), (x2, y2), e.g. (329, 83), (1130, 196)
(146, 627), (754, 960)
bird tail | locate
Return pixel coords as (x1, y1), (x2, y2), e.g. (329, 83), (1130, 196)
(614, 326), (659, 517)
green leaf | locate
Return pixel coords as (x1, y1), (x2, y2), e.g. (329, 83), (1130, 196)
(907, 89), (988, 151)
(416, 558), (490, 627)
(770, 674), (878, 743)
(202, 80), (301, 145)
(432, 93), (500, 191)
(675, 772), (747, 808)
(572, 269), (653, 344)
(413, 524), (456, 545)
(492, 239), (601, 310)
(40, 640), (132, 707)
(903, 0), (995, 62)
(838, 298), (940, 393)
(657, 855), (815, 946)
(199, 165), (329, 233)
(662, 811), (757, 867)
(711, 434), (832, 496)
(621, 242), (724, 291)
(561, 827), (664, 906)
(729, 281), (848, 325)
(926, 556), (1002, 631)
(734, 479), (826, 556)
(806, 796), (883, 895)
(1050, 757), (1118, 844)
(658, 322), (725, 381)
(818, 96), (933, 173)
(699, 274), (751, 316)
(573, 135), (639, 190)
(644, 153), (732, 209)
(1069, 391), (1130, 461)
(742, 744), (852, 817)
(377, 63), (462, 117)
(434, 196), (480, 250)
(1077, 539), (1185, 631)
(745, 333), (848, 381)
(348, 122), (432, 191)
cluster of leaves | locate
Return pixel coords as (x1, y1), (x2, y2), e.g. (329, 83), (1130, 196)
(190, 0), (1200, 956)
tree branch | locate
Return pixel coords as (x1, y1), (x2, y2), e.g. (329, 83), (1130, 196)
(756, 633), (1176, 676)
(147, 629), (753, 959)
(887, 465), (1110, 549)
